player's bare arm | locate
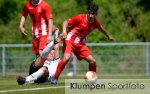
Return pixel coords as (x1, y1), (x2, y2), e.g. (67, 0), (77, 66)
(62, 20), (68, 35)
(99, 27), (113, 41)
(53, 27), (60, 59)
(53, 44), (59, 59)
(47, 19), (53, 43)
(19, 16), (27, 36)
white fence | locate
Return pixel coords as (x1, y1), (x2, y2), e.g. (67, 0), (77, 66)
(0, 42), (150, 77)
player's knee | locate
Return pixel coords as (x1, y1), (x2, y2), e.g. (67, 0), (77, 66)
(35, 62), (43, 68)
(34, 57), (45, 67)
(63, 55), (71, 62)
(41, 67), (47, 71)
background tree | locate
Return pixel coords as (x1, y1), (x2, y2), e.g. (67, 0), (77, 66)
(0, 0), (149, 44)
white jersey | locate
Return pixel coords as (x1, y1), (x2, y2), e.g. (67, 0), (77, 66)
(43, 58), (60, 78)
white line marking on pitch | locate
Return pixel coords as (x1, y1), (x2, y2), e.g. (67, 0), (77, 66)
(0, 86), (69, 93)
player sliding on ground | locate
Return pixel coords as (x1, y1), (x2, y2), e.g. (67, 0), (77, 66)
(28, 26), (61, 83)
(16, 33), (66, 85)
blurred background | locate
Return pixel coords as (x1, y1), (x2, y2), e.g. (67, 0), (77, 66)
(0, 0), (150, 78)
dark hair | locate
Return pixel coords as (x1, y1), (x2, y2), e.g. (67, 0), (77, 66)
(87, 3), (99, 13)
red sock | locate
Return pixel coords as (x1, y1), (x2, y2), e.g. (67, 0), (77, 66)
(89, 63), (96, 72)
(55, 59), (66, 78)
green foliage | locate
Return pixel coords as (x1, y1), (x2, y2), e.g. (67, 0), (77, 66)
(136, 12), (150, 41)
(0, 0), (150, 44)
(0, 0), (18, 24)
(75, 0), (93, 6)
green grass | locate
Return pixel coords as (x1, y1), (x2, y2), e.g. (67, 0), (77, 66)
(0, 77), (65, 94)
(0, 76), (150, 94)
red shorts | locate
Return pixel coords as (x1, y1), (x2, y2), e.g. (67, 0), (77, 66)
(32, 36), (47, 54)
(63, 40), (91, 60)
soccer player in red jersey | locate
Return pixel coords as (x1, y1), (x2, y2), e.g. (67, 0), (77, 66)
(19, 0), (53, 56)
(19, 0), (53, 75)
(51, 3), (113, 84)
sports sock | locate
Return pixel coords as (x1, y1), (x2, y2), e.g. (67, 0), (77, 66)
(54, 59), (66, 78)
(89, 63), (96, 72)
(40, 41), (54, 58)
(26, 69), (44, 82)
(29, 61), (40, 75)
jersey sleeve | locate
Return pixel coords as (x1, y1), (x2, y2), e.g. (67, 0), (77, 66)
(67, 15), (80, 27)
(43, 2), (53, 20)
(22, 3), (28, 17)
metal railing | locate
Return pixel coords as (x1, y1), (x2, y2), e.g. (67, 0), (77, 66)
(0, 42), (150, 77)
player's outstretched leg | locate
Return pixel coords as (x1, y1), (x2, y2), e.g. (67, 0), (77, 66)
(41, 33), (67, 59)
(16, 75), (26, 85)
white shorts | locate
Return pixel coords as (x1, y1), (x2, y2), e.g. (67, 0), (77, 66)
(43, 58), (60, 78)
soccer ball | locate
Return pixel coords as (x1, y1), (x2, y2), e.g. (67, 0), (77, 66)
(84, 71), (98, 83)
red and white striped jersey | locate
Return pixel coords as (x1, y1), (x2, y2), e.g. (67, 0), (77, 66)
(22, 0), (53, 38)
(66, 14), (104, 44)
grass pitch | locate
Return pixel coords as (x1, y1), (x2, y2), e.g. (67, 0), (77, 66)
(0, 77), (66, 94)
(0, 76), (149, 94)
